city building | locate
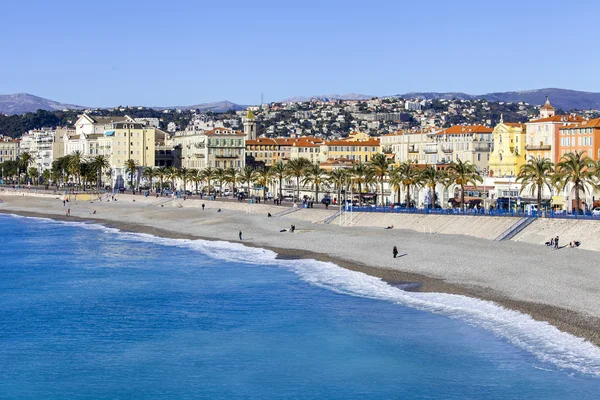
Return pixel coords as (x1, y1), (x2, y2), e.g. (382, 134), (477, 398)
(19, 128), (56, 171)
(425, 125), (493, 173)
(557, 118), (600, 161)
(0, 137), (20, 163)
(488, 119), (526, 177)
(243, 110), (257, 140)
(173, 128), (246, 170)
(525, 98), (583, 163)
(321, 132), (381, 163)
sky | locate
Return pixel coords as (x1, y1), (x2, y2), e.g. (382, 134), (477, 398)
(1, 0), (598, 107)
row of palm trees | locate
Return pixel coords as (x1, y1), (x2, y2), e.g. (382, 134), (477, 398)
(516, 151), (600, 213)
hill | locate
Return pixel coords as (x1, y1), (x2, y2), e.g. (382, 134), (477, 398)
(280, 93), (374, 103)
(398, 88), (600, 111)
(0, 93), (86, 115)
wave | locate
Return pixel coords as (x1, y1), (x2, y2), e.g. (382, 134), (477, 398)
(5, 213), (600, 377)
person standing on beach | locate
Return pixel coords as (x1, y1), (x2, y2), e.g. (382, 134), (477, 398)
(202, 203), (205, 210)
(554, 236), (559, 249)
(66, 208), (71, 217)
(393, 246), (398, 258)
(239, 231), (243, 240)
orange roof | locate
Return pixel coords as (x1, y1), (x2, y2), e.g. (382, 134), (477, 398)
(382, 131), (403, 137)
(436, 125), (493, 135)
(246, 138), (278, 145)
(326, 138), (380, 146)
(503, 122), (526, 129)
(527, 115), (584, 124)
(558, 118), (600, 130)
(204, 128), (245, 136)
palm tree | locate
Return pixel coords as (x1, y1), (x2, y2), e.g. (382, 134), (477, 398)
(167, 166), (179, 190)
(18, 152), (33, 184)
(142, 167), (156, 190)
(369, 153), (393, 206)
(214, 168), (226, 197)
(191, 169), (203, 194)
(179, 167), (190, 192)
(28, 167), (39, 185)
(327, 168), (349, 205)
(69, 151), (83, 186)
(419, 166), (445, 208)
(516, 156), (554, 215)
(42, 169), (51, 186)
(238, 166), (256, 196)
(254, 167), (272, 201)
(269, 161), (286, 201)
(350, 162), (373, 206)
(201, 167), (215, 195)
(91, 155), (111, 190)
(225, 167), (238, 195)
(446, 159), (483, 211)
(552, 151), (596, 214)
(124, 159), (139, 189)
(285, 158), (311, 201)
(302, 162), (328, 203)
(156, 167), (168, 192)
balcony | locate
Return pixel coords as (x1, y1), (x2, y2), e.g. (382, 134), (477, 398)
(424, 147), (438, 154)
(215, 154), (238, 159)
(473, 144), (491, 151)
(408, 146), (419, 153)
(525, 144), (551, 151)
(442, 146), (453, 153)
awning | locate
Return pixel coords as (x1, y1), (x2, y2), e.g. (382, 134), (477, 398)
(104, 130), (115, 136)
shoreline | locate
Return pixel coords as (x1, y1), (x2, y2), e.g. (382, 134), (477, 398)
(2, 207), (600, 347)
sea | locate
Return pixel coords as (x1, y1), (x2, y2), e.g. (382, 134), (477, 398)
(1, 214), (600, 399)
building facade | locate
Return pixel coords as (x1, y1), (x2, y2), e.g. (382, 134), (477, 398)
(488, 121), (526, 177)
(173, 128), (246, 170)
(557, 118), (600, 161)
(0, 137), (20, 163)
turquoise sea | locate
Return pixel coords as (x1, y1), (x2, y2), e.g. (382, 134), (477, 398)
(1, 214), (600, 399)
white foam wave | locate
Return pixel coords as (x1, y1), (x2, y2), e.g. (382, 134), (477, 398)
(5, 214), (600, 377)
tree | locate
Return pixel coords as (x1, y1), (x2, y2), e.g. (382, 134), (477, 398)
(214, 168), (226, 196)
(350, 162), (374, 206)
(369, 153), (393, 206)
(552, 151), (596, 213)
(167, 166), (179, 190)
(28, 167), (39, 185)
(269, 161), (286, 201)
(285, 158), (311, 201)
(419, 166), (445, 208)
(238, 166), (256, 195)
(156, 167), (168, 192)
(225, 167), (238, 195)
(142, 167), (156, 190)
(68, 151), (83, 186)
(327, 168), (349, 205)
(516, 156), (554, 215)
(254, 167), (272, 201)
(91, 155), (111, 190)
(302, 162), (328, 203)
(124, 159), (139, 189)
(179, 167), (190, 192)
(18, 152), (33, 184)
(201, 167), (215, 195)
(446, 159), (483, 211)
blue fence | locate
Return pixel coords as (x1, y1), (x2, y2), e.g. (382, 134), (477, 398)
(343, 205), (600, 220)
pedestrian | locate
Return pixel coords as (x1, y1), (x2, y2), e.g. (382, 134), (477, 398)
(554, 235), (559, 249)
(202, 203), (205, 210)
(67, 208), (71, 216)
(63, 200), (66, 206)
(239, 231), (243, 240)
(393, 246), (398, 258)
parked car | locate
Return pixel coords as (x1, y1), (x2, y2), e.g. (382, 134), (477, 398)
(592, 207), (600, 217)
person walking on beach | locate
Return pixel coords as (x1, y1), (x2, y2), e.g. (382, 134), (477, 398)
(239, 230), (243, 240)
(554, 236), (559, 249)
(202, 203), (205, 210)
(393, 246), (399, 258)
(66, 208), (71, 217)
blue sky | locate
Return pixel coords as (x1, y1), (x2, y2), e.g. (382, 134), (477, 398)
(0, 0), (597, 106)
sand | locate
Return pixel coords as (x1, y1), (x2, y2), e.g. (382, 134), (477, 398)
(1, 190), (600, 346)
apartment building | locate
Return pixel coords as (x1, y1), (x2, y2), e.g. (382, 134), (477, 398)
(488, 120), (526, 177)
(557, 118), (600, 161)
(0, 137), (20, 163)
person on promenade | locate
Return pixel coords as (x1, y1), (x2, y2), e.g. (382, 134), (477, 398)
(239, 231), (243, 240)
(393, 246), (399, 258)
(63, 200), (66, 206)
(202, 203), (205, 210)
(554, 236), (559, 249)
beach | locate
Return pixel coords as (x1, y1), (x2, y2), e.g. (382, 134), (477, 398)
(1, 191), (599, 346)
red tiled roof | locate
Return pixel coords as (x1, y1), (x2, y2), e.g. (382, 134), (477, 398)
(527, 115), (584, 124)
(558, 118), (600, 130)
(436, 125), (493, 135)
(326, 138), (381, 146)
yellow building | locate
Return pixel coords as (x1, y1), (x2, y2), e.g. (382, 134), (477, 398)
(488, 120), (526, 177)
(0, 137), (20, 163)
(104, 121), (165, 168)
(322, 132), (380, 163)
